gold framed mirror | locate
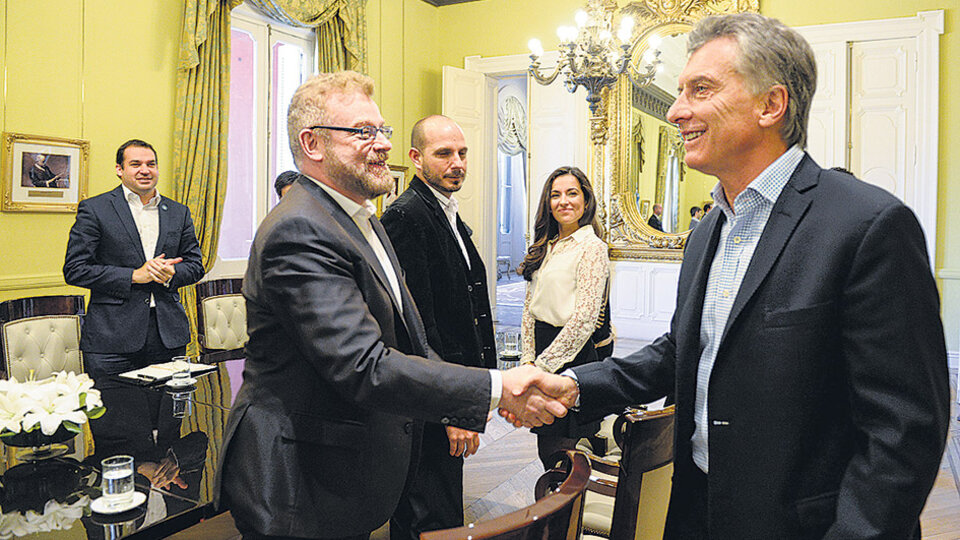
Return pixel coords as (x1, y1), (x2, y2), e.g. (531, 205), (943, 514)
(601, 0), (759, 261)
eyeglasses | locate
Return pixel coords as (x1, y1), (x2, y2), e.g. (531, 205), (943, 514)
(308, 125), (393, 141)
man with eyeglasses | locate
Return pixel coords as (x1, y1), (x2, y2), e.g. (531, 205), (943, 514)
(215, 71), (573, 540)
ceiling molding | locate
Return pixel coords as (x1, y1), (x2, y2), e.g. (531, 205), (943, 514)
(420, 0), (482, 6)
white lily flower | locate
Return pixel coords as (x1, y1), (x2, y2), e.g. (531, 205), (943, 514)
(1, 371), (105, 436)
(0, 392), (25, 434)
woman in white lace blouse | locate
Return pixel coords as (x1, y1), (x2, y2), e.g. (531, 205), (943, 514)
(517, 166), (612, 468)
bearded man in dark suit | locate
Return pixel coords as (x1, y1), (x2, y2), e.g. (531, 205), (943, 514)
(512, 13), (949, 539)
(381, 115), (497, 538)
(216, 72), (568, 540)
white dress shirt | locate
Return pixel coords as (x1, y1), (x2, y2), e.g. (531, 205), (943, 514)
(122, 184), (161, 307)
(305, 176), (503, 409)
(424, 182), (471, 270)
(310, 178), (404, 315)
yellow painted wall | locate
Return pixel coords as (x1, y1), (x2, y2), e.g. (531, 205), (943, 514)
(0, 0), (182, 303)
(367, 0), (442, 175)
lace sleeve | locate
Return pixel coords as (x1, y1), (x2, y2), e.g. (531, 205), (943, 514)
(521, 280), (536, 364)
(534, 239), (609, 373)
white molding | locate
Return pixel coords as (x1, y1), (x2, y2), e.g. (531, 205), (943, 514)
(937, 268), (960, 281)
(797, 10), (943, 43)
(797, 11), (943, 269)
(950, 350), (958, 371)
(0, 274), (66, 292)
(464, 52), (558, 74)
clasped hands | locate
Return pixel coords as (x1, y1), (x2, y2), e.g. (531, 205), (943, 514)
(497, 364), (580, 429)
(137, 456), (187, 490)
(132, 253), (182, 285)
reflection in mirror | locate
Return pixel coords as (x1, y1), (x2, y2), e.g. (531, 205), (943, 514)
(625, 31), (714, 234)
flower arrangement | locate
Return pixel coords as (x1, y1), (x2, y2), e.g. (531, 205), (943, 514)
(0, 495), (90, 539)
(0, 371), (105, 443)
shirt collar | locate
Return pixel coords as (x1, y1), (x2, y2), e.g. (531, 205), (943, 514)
(423, 179), (458, 214)
(554, 224), (595, 244)
(306, 174), (377, 222)
(121, 184), (160, 207)
(710, 145), (804, 217)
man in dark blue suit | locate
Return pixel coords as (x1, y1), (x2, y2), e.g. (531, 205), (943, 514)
(64, 139), (203, 450)
(512, 13), (949, 539)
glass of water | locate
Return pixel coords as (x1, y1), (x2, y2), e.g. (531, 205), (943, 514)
(101, 455), (135, 508)
(171, 390), (194, 419)
(170, 356), (191, 386)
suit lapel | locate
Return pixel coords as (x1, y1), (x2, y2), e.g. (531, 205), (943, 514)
(411, 177), (464, 258)
(370, 216), (429, 354)
(719, 157), (818, 343)
(155, 197), (173, 257)
(110, 186), (146, 265)
(678, 210), (724, 375)
(302, 179), (410, 333)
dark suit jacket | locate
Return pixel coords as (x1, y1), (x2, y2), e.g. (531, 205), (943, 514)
(63, 185), (203, 353)
(215, 177), (491, 538)
(381, 176), (496, 369)
(573, 156), (949, 539)
(647, 213), (663, 231)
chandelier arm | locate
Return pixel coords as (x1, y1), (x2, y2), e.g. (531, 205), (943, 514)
(529, 58), (566, 86)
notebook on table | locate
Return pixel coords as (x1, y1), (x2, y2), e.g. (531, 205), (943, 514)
(116, 361), (217, 385)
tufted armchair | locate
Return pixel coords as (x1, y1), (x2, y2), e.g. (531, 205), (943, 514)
(195, 278), (247, 364)
(0, 295), (85, 381)
(0, 294), (92, 465)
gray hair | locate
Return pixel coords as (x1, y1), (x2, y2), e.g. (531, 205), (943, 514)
(287, 71), (375, 167)
(687, 12), (817, 148)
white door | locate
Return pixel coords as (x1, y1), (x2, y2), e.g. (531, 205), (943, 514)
(526, 79), (589, 242)
(799, 11), (941, 264)
(849, 38), (917, 202)
(442, 65), (497, 297)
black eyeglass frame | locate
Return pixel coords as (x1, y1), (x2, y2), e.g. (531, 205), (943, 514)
(308, 125), (393, 141)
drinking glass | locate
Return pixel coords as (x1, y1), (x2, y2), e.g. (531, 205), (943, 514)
(170, 356), (191, 386)
(504, 332), (520, 354)
(171, 391), (194, 419)
(100, 455), (135, 507)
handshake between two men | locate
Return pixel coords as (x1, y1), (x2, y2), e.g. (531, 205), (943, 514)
(497, 364), (581, 428)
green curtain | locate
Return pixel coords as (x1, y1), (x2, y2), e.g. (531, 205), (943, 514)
(245, 0), (368, 72)
(172, 0), (241, 502)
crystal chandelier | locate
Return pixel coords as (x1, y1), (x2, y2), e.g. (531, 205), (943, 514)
(528, 0), (663, 116)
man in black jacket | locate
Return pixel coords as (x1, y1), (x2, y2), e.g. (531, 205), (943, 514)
(381, 115), (496, 538)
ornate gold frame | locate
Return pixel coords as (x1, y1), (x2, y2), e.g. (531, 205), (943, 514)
(1, 132), (89, 213)
(596, 0), (759, 261)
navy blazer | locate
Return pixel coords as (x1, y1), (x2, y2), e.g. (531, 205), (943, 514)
(216, 177), (491, 538)
(574, 155), (949, 538)
(63, 185), (204, 353)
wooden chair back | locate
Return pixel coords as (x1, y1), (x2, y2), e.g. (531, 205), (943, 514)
(608, 404), (676, 540)
(422, 450), (590, 540)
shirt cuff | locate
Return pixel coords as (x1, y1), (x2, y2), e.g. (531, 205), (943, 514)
(560, 368), (581, 409)
(488, 369), (502, 410)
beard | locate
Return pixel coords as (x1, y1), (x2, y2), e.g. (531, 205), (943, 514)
(421, 164), (464, 194)
(325, 149), (393, 200)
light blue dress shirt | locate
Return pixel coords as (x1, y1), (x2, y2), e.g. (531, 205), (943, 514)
(691, 145), (805, 473)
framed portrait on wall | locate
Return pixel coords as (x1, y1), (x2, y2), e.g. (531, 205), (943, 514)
(375, 164), (409, 216)
(1, 132), (89, 212)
